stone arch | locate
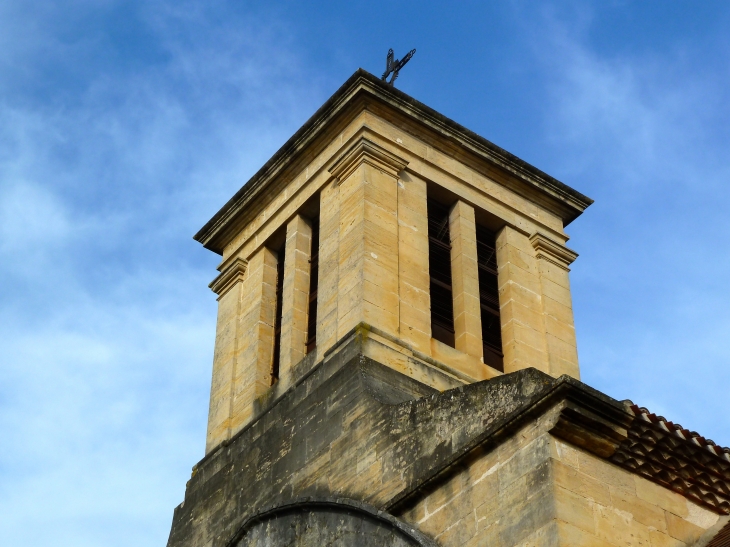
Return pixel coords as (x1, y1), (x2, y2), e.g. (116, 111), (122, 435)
(228, 497), (437, 547)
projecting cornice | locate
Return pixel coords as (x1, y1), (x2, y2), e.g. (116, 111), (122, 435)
(193, 69), (593, 256)
(209, 257), (247, 298)
(329, 136), (408, 182)
(530, 232), (579, 270)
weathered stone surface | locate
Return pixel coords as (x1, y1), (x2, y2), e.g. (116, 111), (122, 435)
(198, 71), (592, 443)
(168, 330), (557, 546)
(232, 498), (436, 547)
(173, 69), (729, 547)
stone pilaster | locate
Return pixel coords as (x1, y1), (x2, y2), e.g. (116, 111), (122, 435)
(530, 232), (580, 379)
(279, 215), (313, 388)
(229, 246), (278, 438)
(206, 257), (247, 453)
(315, 179), (340, 363)
(449, 200), (483, 361)
(329, 137), (407, 341)
(496, 226), (550, 375)
(397, 173), (431, 354)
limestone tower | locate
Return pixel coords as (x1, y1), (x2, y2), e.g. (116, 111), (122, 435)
(167, 70), (730, 547)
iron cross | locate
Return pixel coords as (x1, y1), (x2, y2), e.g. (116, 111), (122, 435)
(381, 48), (416, 86)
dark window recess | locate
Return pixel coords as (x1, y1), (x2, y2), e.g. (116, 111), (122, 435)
(476, 224), (503, 371)
(428, 199), (455, 347)
(271, 245), (285, 384)
(305, 216), (320, 354)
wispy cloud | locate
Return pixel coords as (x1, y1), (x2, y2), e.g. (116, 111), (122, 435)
(2, 3), (729, 546)
(0, 2), (328, 545)
(522, 5), (730, 440)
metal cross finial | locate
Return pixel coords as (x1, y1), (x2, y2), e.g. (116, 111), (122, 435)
(381, 48), (416, 86)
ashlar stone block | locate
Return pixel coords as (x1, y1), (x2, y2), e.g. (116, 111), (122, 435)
(449, 200), (484, 361)
(279, 214), (313, 389)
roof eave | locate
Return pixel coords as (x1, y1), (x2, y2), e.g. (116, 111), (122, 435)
(194, 69), (594, 255)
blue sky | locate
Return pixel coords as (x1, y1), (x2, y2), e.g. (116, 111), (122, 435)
(1, 1), (729, 545)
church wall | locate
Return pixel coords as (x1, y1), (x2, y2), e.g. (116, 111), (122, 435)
(168, 349), (563, 547)
(551, 437), (718, 547)
(397, 421), (720, 547)
(397, 404), (560, 547)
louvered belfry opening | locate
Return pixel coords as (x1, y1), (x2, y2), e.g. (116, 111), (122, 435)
(271, 245), (285, 383)
(476, 224), (504, 371)
(428, 198), (455, 347)
(305, 215), (320, 354)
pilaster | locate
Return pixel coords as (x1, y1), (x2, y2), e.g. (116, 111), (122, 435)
(316, 179), (340, 363)
(206, 257), (247, 453)
(397, 173), (431, 354)
(449, 200), (484, 361)
(496, 226), (550, 375)
(329, 137), (408, 341)
(530, 232), (580, 379)
(229, 246), (278, 438)
(279, 215), (313, 388)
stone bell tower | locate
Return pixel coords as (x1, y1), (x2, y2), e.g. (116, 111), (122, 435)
(167, 70), (730, 547)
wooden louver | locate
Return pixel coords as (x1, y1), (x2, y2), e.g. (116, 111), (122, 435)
(271, 245), (285, 383)
(475, 224), (503, 371)
(305, 216), (319, 354)
(427, 199), (455, 347)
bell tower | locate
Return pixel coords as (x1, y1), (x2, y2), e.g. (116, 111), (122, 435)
(195, 70), (589, 453)
(168, 70), (730, 547)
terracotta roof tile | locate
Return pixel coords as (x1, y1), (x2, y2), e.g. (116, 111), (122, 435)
(631, 405), (730, 462)
(609, 404), (730, 514)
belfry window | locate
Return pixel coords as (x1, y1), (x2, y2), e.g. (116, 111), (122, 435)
(305, 215), (319, 354)
(271, 245), (285, 383)
(476, 224), (503, 371)
(427, 198), (455, 347)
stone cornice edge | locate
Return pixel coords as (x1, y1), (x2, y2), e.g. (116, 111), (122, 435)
(328, 135), (409, 182)
(194, 69), (593, 255)
(530, 232), (579, 270)
(209, 257), (247, 297)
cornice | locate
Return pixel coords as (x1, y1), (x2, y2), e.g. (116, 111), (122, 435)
(328, 136), (408, 182)
(193, 69), (593, 255)
(209, 257), (247, 298)
(530, 232), (579, 270)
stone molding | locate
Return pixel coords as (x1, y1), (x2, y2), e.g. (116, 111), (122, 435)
(227, 497), (438, 547)
(209, 257), (248, 297)
(329, 135), (408, 182)
(529, 231), (579, 270)
(194, 70), (593, 255)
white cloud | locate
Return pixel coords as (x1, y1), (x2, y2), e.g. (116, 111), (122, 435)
(0, 2), (325, 546)
(524, 6), (730, 443)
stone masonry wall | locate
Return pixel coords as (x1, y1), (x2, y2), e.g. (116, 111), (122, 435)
(168, 337), (560, 547)
(397, 420), (720, 547)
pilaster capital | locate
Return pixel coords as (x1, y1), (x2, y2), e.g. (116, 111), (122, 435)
(529, 232), (578, 270)
(328, 136), (408, 182)
(209, 257), (248, 297)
